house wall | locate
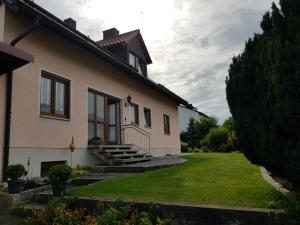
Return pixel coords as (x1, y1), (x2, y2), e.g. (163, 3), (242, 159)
(178, 106), (204, 132)
(3, 10), (180, 176)
(0, 3), (6, 180)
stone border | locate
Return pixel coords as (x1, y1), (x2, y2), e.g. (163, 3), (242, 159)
(19, 185), (52, 203)
(34, 194), (281, 225)
(0, 184), (52, 212)
(94, 157), (186, 173)
(260, 167), (290, 196)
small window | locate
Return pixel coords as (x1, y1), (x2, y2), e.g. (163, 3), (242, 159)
(144, 107), (151, 128)
(129, 52), (136, 68)
(129, 52), (143, 75)
(163, 114), (170, 135)
(41, 161), (66, 177)
(40, 71), (70, 119)
(130, 103), (139, 125)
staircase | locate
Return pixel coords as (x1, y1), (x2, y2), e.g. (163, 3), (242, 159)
(90, 145), (153, 166)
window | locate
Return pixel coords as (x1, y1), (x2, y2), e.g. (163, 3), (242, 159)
(40, 71), (70, 119)
(144, 107), (151, 128)
(129, 52), (136, 68)
(163, 114), (170, 135)
(41, 161), (66, 177)
(129, 52), (142, 75)
(130, 103), (139, 125)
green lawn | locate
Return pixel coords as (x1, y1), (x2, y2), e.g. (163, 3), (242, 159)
(68, 153), (281, 208)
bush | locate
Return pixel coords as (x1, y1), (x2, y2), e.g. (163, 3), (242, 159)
(23, 197), (172, 225)
(201, 127), (229, 151)
(181, 142), (188, 153)
(72, 165), (94, 178)
(6, 164), (25, 181)
(48, 164), (72, 184)
(280, 194), (300, 225)
(218, 144), (233, 153)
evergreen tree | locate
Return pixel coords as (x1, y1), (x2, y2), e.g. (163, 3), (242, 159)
(226, 0), (300, 186)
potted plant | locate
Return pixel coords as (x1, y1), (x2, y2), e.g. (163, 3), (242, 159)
(6, 164), (25, 194)
(48, 164), (72, 196)
(90, 137), (102, 146)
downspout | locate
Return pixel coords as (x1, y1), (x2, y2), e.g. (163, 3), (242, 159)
(2, 16), (39, 181)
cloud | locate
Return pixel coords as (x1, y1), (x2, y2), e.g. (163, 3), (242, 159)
(35, 0), (278, 122)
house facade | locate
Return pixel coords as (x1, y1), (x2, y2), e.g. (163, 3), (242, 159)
(178, 105), (208, 132)
(0, 0), (191, 179)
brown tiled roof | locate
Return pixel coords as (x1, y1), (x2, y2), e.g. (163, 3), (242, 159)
(97, 30), (140, 47)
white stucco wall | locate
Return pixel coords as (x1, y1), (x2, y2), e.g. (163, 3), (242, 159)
(178, 106), (204, 132)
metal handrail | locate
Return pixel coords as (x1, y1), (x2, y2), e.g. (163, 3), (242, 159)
(122, 124), (151, 154)
(122, 124), (151, 136)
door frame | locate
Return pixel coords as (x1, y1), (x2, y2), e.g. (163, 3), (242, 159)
(87, 88), (122, 145)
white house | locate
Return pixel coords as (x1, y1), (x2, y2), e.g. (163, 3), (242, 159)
(178, 105), (208, 132)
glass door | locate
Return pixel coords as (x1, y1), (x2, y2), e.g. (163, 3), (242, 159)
(108, 102), (120, 144)
(88, 91), (107, 145)
(88, 89), (121, 145)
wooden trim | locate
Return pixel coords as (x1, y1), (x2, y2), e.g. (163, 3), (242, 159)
(130, 102), (139, 125)
(40, 71), (70, 119)
(163, 114), (170, 135)
(88, 90), (122, 145)
(144, 107), (151, 128)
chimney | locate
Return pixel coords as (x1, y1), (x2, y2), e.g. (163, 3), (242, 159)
(64, 18), (76, 30)
(103, 28), (119, 40)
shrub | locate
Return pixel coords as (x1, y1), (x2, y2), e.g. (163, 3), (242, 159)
(23, 197), (173, 225)
(6, 164), (25, 181)
(280, 194), (300, 225)
(72, 165), (94, 178)
(201, 127), (229, 151)
(192, 148), (201, 153)
(48, 164), (72, 184)
(0, 183), (7, 192)
(219, 144), (233, 153)
(181, 142), (188, 153)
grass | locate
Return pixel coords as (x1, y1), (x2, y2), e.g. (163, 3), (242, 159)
(68, 152), (281, 208)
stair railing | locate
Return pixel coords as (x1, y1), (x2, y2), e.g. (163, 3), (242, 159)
(122, 124), (151, 154)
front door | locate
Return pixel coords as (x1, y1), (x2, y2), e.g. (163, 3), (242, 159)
(88, 89), (121, 145)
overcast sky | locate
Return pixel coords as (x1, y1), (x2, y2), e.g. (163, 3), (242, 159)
(35, 0), (278, 123)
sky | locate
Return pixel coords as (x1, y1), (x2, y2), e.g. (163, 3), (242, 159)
(35, 0), (278, 123)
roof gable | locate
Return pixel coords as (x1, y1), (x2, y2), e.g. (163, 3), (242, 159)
(98, 30), (152, 64)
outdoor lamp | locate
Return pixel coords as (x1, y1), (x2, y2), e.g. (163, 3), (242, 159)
(127, 95), (132, 104)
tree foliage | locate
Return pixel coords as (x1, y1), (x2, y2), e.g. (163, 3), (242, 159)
(181, 116), (218, 148)
(201, 127), (230, 151)
(222, 117), (235, 133)
(226, 0), (300, 186)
